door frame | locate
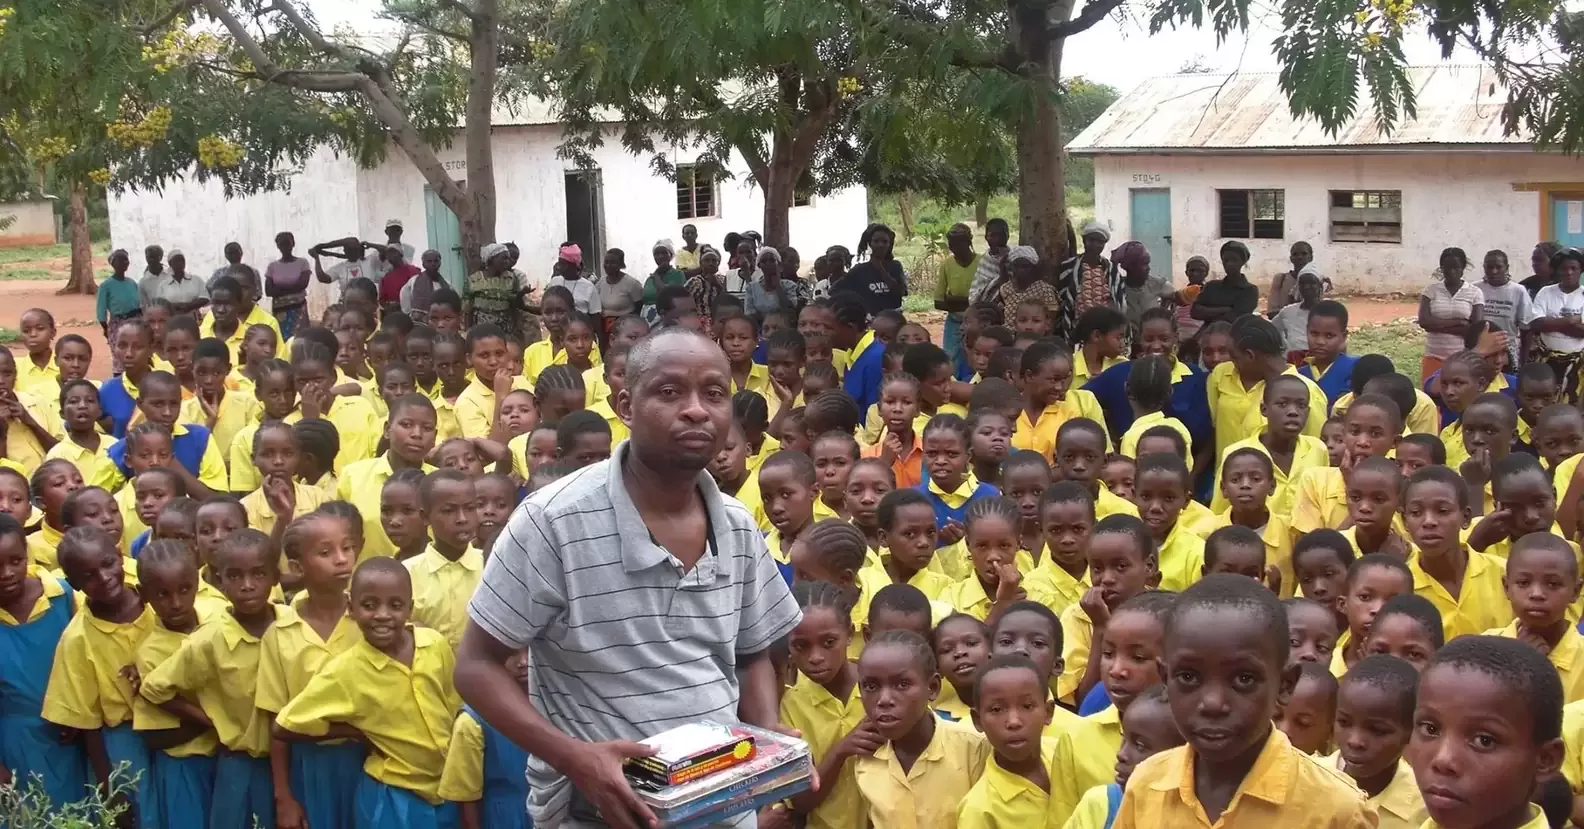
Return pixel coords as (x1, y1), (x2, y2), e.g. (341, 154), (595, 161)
(564, 170), (606, 262)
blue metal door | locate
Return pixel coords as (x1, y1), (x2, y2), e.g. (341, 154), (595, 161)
(424, 185), (466, 293)
(1552, 194), (1584, 249)
(1130, 189), (1172, 273)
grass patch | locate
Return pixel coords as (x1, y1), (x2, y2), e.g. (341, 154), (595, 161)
(0, 241), (111, 266)
(1349, 320), (1425, 380)
(0, 327), (19, 344)
(0, 267), (55, 280)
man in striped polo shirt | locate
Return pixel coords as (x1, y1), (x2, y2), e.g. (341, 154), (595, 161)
(459, 326), (801, 829)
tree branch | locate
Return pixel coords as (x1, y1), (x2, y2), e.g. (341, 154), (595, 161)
(141, 0), (199, 37)
(1046, 0), (1126, 38)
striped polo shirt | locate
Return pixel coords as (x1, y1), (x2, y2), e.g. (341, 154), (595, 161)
(468, 442), (801, 828)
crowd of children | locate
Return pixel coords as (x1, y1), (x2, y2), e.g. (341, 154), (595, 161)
(6, 244), (1584, 829)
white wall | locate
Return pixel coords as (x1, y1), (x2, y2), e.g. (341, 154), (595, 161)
(1090, 151), (1584, 293)
(0, 201), (57, 247)
(108, 147), (363, 275)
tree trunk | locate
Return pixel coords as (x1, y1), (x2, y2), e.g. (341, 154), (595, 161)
(59, 182), (96, 296)
(1012, 0), (1076, 269)
(762, 159), (795, 250)
(975, 193), (990, 227)
(898, 191), (916, 239)
(460, 0), (499, 274)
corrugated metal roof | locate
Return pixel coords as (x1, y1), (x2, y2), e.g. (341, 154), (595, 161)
(1067, 64), (1526, 154)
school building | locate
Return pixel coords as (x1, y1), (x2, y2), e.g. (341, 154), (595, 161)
(1068, 64), (1584, 293)
(106, 98), (867, 295)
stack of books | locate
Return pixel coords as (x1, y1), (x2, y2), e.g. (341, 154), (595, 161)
(625, 722), (813, 829)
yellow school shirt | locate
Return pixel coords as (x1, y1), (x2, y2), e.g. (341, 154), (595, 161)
(404, 545), (484, 651)
(16, 354), (59, 398)
(1207, 511), (1296, 598)
(582, 365), (610, 407)
(44, 438), (120, 493)
(941, 574), (1000, 621)
(437, 711), (488, 804)
(336, 454), (436, 561)
(1119, 411), (1192, 459)
(1206, 363), (1327, 462)
(41, 602), (158, 730)
(858, 556), (955, 607)
(1013, 390), (1109, 461)
(228, 411), (302, 490)
(507, 431), (534, 481)
(1057, 602), (1095, 705)
(114, 485), (145, 556)
(1050, 706), (1123, 826)
(860, 403), (885, 447)
(1322, 754), (1426, 829)
(852, 717), (989, 829)
(179, 390), (256, 464)
(1486, 621), (1584, 704)
(1440, 421), (1469, 469)
(1554, 453), (1582, 506)
(1064, 784), (1119, 829)
(455, 377), (498, 440)
(1023, 557), (1090, 615)
(1073, 354), (1127, 387)
(1292, 467), (1349, 534)
(1096, 487), (1140, 521)
(1179, 499), (1222, 540)
(432, 395), (462, 445)
(0, 570), (61, 626)
(1113, 728), (1373, 829)
(140, 608), (274, 756)
(255, 593), (363, 715)
(779, 678), (867, 829)
(1209, 434), (1330, 516)
(522, 338), (601, 385)
(194, 578), (230, 621)
(1419, 808), (1547, 829)
(732, 362), (774, 399)
(275, 627), (461, 804)
(587, 397), (630, 445)
(131, 621), (220, 758)
(242, 479), (328, 534)
(746, 433), (781, 476)
(1333, 388), (1440, 436)
(957, 738), (1060, 829)
(1339, 527), (1418, 561)
(229, 396), (380, 490)
(1409, 550), (1513, 641)
(200, 303), (285, 359)
(1156, 523), (1206, 592)
(1561, 699), (1584, 794)
(27, 524), (60, 571)
(3, 393), (57, 474)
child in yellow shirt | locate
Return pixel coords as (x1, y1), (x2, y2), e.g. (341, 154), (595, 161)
(1364, 594), (1445, 673)
(26, 460), (82, 569)
(404, 469), (483, 651)
(1133, 453), (1204, 591)
(931, 614), (991, 723)
(955, 655), (1060, 829)
(63, 486), (133, 568)
(987, 601), (1082, 739)
(777, 581), (871, 829)
(863, 489), (956, 601)
(1055, 419), (1137, 522)
(41, 526), (157, 815)
(812, 431), (860, 521)
(1286, 596), (1341, 667)
(275, 558), (462, 827)
(141, 528), (281, 829)
(846, 458), (896, 555)
(1328, 553), (1413, 676)
(475, 472), (515, 558)
(1021, 481), (1092, 614)
(16, 307), (59, 396)
(940, 498), (1028, 621)
(1118, 356), (1189, 459)
(1111, 574), (1375, 828)
(242, 421), (328, 562)
(1343, 457), (1414, 558)
(554, 411), (614, 470)
(337, 395), (438, 560)
(1402, 466), (1513, 640)
(1407, 636), (1563, 829)
(1395, 433), (1445, 477)
(46, 380), (118, 491)
(1469, 454), (1569, 561)
(1485, 533), (1584, 703)
(761, 450), (822, 566)
(257, 508), (364, 829)
(1323, 654), (1428, 829)
(454, 325), (513, 440)
(1292, 393), (1403, 538)
(188, 338), (256, 459)
(1050, 590), (1177, 824)
(1059, 515), (1159, 708)
(1275, 662), (1337, 755)
(1061, 686), (1185, 829)
(1212, 448), (1296, 595)
(438, 657), (531, 829)
(128, 467), (180, 556)
(852, 630), (989, 829)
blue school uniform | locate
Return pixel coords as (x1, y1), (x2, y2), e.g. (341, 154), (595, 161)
(0, 577), (91, 809)
(354, 774), (459, 829)
(148, 752), (216, 829)
(1425, 370), (1517, 428)
(103, 721), (153, 821)
(1103, 783), (1123, 829)
(1298, 353), (1360, 407)
(212, 750), (275, 829)
(1084, 361), (1214, 499)
(99, 377), (138, 439)
(292, 741), (364, 829)
(1078, 681), (1112, 716)
(916, 479), (1000, 544)
(131, 530), (151, 560)
(107, 422), (215, 480)
(843, 339), (887, 414)
(469, 707), (531, 829)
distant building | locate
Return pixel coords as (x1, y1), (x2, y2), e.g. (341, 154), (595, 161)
(108, 102), (866, 310)
(1068, 64), (1584, 293)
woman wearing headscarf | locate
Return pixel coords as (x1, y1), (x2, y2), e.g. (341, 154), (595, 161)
(643, 239), (687, 320)
(547, 242), (601, 317)
(465, 242), (527, 339)
(1522, 241), (1564, 298)
(744, 247), (794, 321)
(1526, 247), (1584, 402)
(984, 246), (1058, 326)
(1191, 241), (1261, 326)
(1419, 246), (1483, 381)
(685, 245), (726, 329)
(1053, 221), (1122, 342)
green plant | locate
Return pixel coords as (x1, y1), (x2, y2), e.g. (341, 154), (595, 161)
(0, 763), (135, 828)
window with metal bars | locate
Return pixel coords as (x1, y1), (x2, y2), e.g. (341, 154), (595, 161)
(676, 166), (717, 219)
(1217, 189), (1285, 239)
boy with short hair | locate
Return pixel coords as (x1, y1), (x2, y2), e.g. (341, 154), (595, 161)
(1458, 392), (1520, 516)
(1485, 532), (1584, 704)
(1298, 300), (1359, 407)
(1323, 654), (1428, 829)
(1112, 575), (1374, 828)
(403, 469), (482, 651)
(1515, 362), (1560, 452)
(1062, 686), (1185, 829)
(1132, 453), (1204, 592)
(110, 370), (227, 500)
(17, 307), (59, 396)
(760, 450), (820, 573)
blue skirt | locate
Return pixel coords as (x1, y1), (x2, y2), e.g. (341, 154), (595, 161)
(211, 751), (274, 829)
(482, 789), (532, 829)
(147, 752), (215, 829)
(290, 740), (364, 829)
(354, 774), (457, 829)
(0, 714), (91, 809)
(102, 722), (151, 822)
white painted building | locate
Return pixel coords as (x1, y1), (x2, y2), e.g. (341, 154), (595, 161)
(108, 110), (868, 306)
(1068, 64), (1584, 293)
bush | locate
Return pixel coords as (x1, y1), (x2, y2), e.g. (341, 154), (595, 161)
(0, 764), (135, 829)
(87, 218), (110, 242)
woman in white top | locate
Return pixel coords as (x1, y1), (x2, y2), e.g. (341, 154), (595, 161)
(1418, 246), (1484, 381)
(1529, 247), (1584, 403)
(546, 242), (601, 316)
(597, 248), (645, 338)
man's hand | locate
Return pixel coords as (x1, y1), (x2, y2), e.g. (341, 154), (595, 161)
(564, 740), (661, 829)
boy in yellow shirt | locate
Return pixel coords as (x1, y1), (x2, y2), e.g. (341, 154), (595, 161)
(1323, 654), (1428, 829)
(275, 557), (461, 827)
(188, 338), (256, 459)
(404, 469), (482, 651)
(1292, 393), (1403, 539)
(1485, 533), (1584, 703)
(956, 655), (1060, 829)
(1402, 466), (1513, 640)
(454, 324), (514, 440)
(1132, 453), (1204, 592)
(1111, 574), (1375, 828)
(1060, 686), (1185, 829)
(41, 526), (158, 815)
(141, 528), (281, 829)
(777, 581), (870, 829)
(1053, 419), (1137, 522)
(337, 394), (438, 560)
(1408, 636), (1564, 829)
(16, 307), (59, 396)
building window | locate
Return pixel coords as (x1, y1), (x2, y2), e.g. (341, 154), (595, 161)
(676, 166), (717, 220)
(793, 191), (813, 208)
(1217, 189), (1285, 239)
(1329, 190), (1402, 243)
